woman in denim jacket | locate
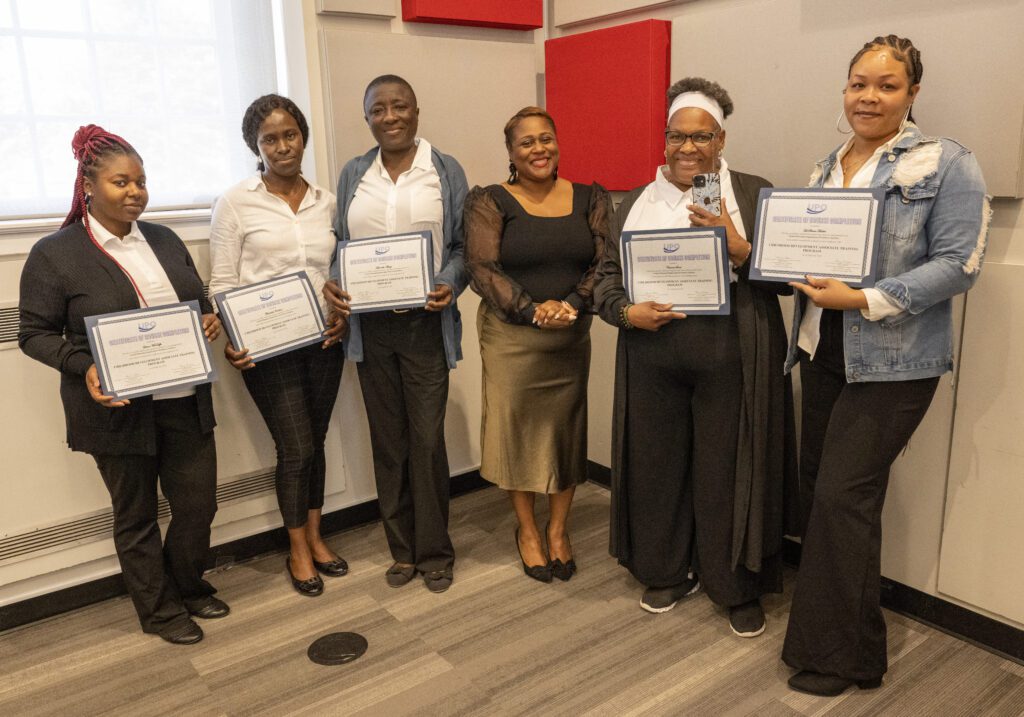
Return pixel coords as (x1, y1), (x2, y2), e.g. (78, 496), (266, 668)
(781, 35), (989, 696)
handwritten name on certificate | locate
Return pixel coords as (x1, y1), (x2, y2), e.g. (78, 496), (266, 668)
(749, 188), (884, 287)
(85, 301), (217, 400)
(214, 272), (326, 363)
(621, 227), (730, 315)
(337, 231), (434, 313)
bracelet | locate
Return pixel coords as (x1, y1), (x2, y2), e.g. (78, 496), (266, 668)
(620, 303), (634, 329)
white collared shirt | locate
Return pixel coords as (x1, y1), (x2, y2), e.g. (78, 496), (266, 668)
(209, 174), (337, 315)
(622, 158), (743, 282)
(89, 212), (194, 399)
(797, 136), (904, 358)
(346, 138), (444, 273)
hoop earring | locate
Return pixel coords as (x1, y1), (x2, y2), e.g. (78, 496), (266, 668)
(835, 109), (853, 135)
(507, 161), (517, 184)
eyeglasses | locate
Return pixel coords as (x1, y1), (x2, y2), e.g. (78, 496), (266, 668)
(664, 130), (718, 147)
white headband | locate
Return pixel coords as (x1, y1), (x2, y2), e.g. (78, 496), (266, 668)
(668, 92), (724, 128)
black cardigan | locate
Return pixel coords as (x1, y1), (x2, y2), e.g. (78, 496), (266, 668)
(594, 170), (800, 575)
(19, 220), (216, 456)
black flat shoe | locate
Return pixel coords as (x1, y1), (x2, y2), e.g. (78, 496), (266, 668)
(313, 556), (349, 577)
(423, 567), (453, 593)
(385, 563), (417, 588)
(184, 596), (230, 620)
(159, 619), (204, 645)
(545, 521), (576, 582)
(787, 670), (882, 696)
(286, 557), (324, 597)
(515, 527), (552, 583)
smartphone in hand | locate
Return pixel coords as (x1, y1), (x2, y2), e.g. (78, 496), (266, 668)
(692, 172), (722, 216)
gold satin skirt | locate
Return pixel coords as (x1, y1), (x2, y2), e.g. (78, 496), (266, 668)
(476, 301), (591, 493)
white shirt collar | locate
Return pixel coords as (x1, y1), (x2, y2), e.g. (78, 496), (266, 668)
(652, 157), (731, 209)
(88, 212), (144, 247)
(244, 172), (324, 201)
(836, 131), (902, 163)
(372, 137), (433, 178)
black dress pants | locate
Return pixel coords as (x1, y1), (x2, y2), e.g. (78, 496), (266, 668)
(93, 396), (217, 635)
(242, 342), (344, 528)
(358, 310), (454, 573)
(782, 310), (938, 680)
(622, 308), (769, 607)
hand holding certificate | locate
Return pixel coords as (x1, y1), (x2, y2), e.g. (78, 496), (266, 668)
(337, 232), (434, 313)
(621, 227), (731, 315)
(214, 272), (327, 364)
(749, 188), (884, 287)
(85, 300), (217, 400)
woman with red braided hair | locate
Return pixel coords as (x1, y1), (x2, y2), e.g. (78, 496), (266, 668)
(19, 125), (228, 645)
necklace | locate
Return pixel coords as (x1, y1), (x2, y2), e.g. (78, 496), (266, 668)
(262, 173), (307, 204)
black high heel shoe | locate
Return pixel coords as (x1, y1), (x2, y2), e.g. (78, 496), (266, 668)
(286, 557), (324, 597)
(515, 527), (552, 583)
(545, 521), (577, 582)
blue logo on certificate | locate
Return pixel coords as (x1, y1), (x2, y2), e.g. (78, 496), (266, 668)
(138, 320), (157, 332)
(663, 242), (680, 253)
(259, 290), (274, 301)
(806, 203), (828, 214)
(374, 245), (391, 256)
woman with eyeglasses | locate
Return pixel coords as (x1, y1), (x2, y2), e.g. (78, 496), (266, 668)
(594, 78), (798, 635)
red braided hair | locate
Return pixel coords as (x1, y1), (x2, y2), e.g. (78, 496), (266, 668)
(64, 124), (150, 306)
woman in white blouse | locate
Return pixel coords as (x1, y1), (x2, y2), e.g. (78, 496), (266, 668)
(209, 95), (348, 598)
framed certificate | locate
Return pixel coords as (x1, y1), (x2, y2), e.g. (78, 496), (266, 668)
(621, 227), (730, 315)
(85, 300), (217, 400)
(337, 231), (434, 313)
(213, 272), (327, 363)
(749, 188), (885, 287)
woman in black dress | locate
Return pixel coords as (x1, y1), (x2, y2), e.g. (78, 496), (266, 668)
(465, 106), (611, 582)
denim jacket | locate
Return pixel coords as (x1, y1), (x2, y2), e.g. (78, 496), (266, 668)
(332, 145), (469, 369)
(785, 125), (990, 382)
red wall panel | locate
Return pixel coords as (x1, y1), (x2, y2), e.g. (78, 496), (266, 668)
(401, 0), (543, 30)
(545, 20), (671, 191)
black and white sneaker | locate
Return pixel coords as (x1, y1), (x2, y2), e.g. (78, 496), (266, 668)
(640, 575), (701, 613)
(729, 599), (766, 637)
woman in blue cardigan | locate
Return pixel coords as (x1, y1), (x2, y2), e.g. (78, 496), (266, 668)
(323, 75), (468, 593)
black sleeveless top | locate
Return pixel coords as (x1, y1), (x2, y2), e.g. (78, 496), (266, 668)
(491, 183), (595, 303)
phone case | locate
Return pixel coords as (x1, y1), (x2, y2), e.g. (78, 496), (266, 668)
(692, 172), (722, 216)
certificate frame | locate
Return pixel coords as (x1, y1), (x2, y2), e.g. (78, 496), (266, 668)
(213, 271), (327, 363)
(337, 231), (435, 313)
(749, 187), (885, 287)
(85, 300), (217, 400)
(620, 226), (731, 316)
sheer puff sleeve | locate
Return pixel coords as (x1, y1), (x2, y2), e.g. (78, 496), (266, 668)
(563, 182), (612, 312)
(464, 185), (537, 325)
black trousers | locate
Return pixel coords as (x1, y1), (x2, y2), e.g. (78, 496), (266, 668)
(358, 310), (453, 573)
(782, 310), (938, 680)
(242, 342), (344, 528)
(93, 396), (217, 635)
(622, 309), (772, 606)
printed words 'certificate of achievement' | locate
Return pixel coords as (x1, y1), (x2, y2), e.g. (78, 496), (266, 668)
(85, 300), (217, 400)
(213, 272), (327, 363)
(749, 188), (884, 287)
(337, 231), (434, 313)
(621, 227), (730, 315)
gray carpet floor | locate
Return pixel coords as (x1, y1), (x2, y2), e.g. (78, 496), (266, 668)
(1, 483), (1022, 716)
